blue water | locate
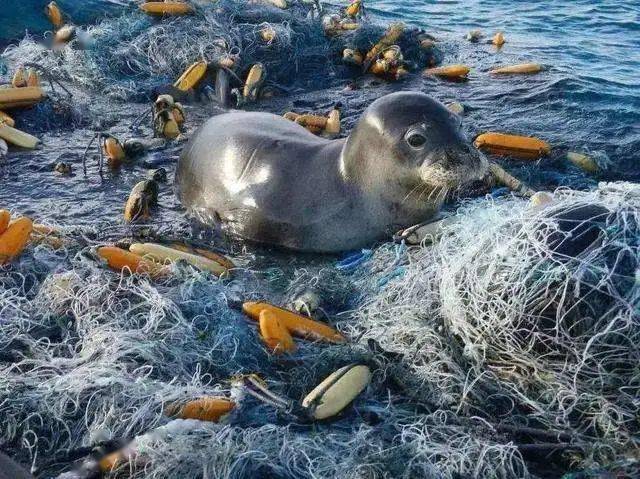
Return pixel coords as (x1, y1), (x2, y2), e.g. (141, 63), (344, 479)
(2, 0), (638, 189)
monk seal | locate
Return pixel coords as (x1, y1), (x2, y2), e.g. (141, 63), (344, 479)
(175, 91), (487, 252)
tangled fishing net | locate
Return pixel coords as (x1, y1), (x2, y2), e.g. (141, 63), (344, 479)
(1, 0), (436, 102)
(344, 181), (640, 476)
(1, 182), (638, 478)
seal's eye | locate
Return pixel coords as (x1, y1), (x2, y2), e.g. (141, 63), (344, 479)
(406, 132), (427, 149)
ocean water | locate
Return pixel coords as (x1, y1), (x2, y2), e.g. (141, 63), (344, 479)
(1, 1), (639, 478)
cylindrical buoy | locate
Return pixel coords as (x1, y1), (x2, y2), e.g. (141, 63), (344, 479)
(174, 61), (208, 91)
(424, 64), (470, 79)
(54, 25), (76, 44)
(490, 63), (543, 74)
(243, 63), (265, 101)
(0, 86), (46, 110)
(0, 210), (11, 235)
(325, 105), (341, 135)
(242, 301), (345, 343)
(139, 1), (194, 16)
(566, 151), (599, 174)
(124, 180), (158, 223)
(446, 102), (464, 115)
(492, 31), (505, 47)
(488, 162), (536, 197)
(302, 364), (371, 420)
(97, 246), (167, 278)
(129, 243), (229, 276)
(45, 1), (64, 28)
(11, 68), (27, 88)
(170, 243), (235, 270)
(102, 136), (126, 169)
(474, 132), (550, 159)
(529, 191), (554, 209)
(165, 397), (235, 422)
(0, 122), (40, 149)
(259, 310), (296, 354)
(0, 111), (15, 128)
(0, 217), (33, 265)
(364, 22), (405, 66)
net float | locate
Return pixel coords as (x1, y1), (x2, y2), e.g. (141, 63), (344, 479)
(490, 63), (543, 74)
(45, 1), (64, 28)
(139, 1), (194, 16)
(11, 68), (27, 88)
(170, 242), (235, 270)
(242, 301), (345, 343)
(97, 246), (167, 278)
(129, 242), (229, 276)
(0, 86), (46, 110)
(302, 364), (371, 420)
(0, 111), (15, 128)
(566, 151), (599, 174)
(492, 31), (505, 46)
(0, 210), (10, 234)
(174, 61), (208, 91)
(0, 122), (40, 149)
(165, 397), (235, 422)
(424, 64), (470, 79)
(474, 132), (551, 159)
(0, 217), (33, 265)
(124, 180), (158, 223)
(259, 310), (296, 354)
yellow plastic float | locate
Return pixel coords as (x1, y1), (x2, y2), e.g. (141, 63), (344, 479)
(0, 111), (15, 128)
(302, 364), (371, 420)
(129, 242), (229, 276)
(174, 61), (208, 91)
(0, 217), (33, 265)
(243, 63), (265, 101)
(0, 87), (46, 110)
(242, 301), (345, 343)
(139, 1), (194, 16)
(259, 310), (296, 354)
(102, 136), (126, 168)
(424, 64), (470, 79)
(11, 68), (27, 88)
(0, 121), (40, 149)
(567, 151), (599, 174)
(475, 132), (551, 159)
(364, 22), (404, 66)
(493, 31), (505, 47)
(490, 63), (543, 74)
(170, 242), (235, 270)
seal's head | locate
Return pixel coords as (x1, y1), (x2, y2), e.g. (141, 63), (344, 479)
(343, 91), (487, 210)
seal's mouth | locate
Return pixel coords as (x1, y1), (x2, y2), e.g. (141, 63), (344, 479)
(419, 144), (488, 189)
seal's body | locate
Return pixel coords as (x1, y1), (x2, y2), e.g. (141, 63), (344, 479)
(175, 92), (487, 252)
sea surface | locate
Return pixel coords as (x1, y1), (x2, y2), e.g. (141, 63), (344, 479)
(0, 0), (639, 226)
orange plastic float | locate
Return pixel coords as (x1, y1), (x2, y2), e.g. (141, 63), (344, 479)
(259, 310), (296, 354)
(493, 32), (505, 46)
(242, 301), (345, 344)
(96, 246), (167, 278)
(490, 63), (542, 74)
(45, 1), (64, 28)
(424, 64), (470, 79)
(474, 132), (551, 159)
(165, 397), (235, 422)
(0, 210), (10, 234)
(140, 2), (193, 16)
(0, 217), (33, 265)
